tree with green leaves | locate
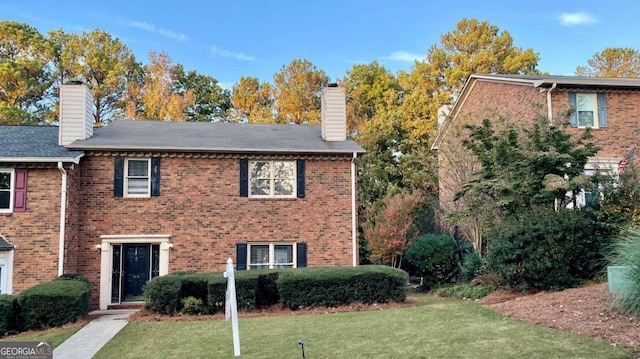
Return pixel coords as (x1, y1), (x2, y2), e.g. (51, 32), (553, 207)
(0, 21), (54, 124)
(49, 28), (140, 124)
(172, 64), (231, 122)
(576, 47), (640, 77)
(273, 59), (329, 124)
(230, 76), (275, 123)
(456, 115), (600, 219)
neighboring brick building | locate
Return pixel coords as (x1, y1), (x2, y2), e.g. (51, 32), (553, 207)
(432, 74), (640, 249)
(0, 83), (364, 309)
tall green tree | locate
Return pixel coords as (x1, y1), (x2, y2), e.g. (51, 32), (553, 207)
(0, 21), (54, 124)
(172, 64), (231, 122)
(273, 59), (329, 124)
(230, 76), (275, 123)
(576, 47), (640, 77)
(342, 62), (401, 136)
(50, 28), (140, 124)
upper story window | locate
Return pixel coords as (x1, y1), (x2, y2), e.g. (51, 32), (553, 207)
(0, 169), (26, 213)
(0, 170), (14, 212)
(569, 92), (607, 129)
(125, 159), (151, 197)
(114, 156), (160, 198)
(576, 93), (598, 128)
(249, 160), (296, 198)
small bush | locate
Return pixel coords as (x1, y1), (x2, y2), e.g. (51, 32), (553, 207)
(405, 233), (459, 286)
(143, 275), (182, 315)
(17, 276), (91, 330)
(180, 296), (204, 315)
(207, 271), (263, 313)
(607, 229), (640, 315)
(471, 271), (506, 289)
(459, 252), (482, 283)
(435, 284), (493, 300)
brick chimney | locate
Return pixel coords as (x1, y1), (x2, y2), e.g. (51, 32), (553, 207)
(321, 84), (347, 141)
(59, 82), (95, 146)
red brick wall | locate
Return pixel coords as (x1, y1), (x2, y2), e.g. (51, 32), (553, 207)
(0, 167), (62, 293)
(67, 154), (355, 306)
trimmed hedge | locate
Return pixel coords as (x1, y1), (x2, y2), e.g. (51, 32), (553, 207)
(17, 276), (91, 330)
(144, 265), (408, 314)
(277, 266), (408, 310)
(0, 295), (17, 335)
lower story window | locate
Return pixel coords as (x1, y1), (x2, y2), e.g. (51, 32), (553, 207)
(249, 243), (294, 270)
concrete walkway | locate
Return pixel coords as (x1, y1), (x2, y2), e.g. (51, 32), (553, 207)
(53, 309), (138, 359)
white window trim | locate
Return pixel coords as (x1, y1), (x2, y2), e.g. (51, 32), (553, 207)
(98, 234), (172, 310)
(247, 242), (296, 270)
(0, 169), (14, 213)
(249, 160), (297, 198)
(124, 158), (151, 198)
(576, 93), (599, 129)
(0, 250), (14, 295)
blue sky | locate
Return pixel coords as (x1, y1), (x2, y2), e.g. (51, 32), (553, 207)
(2, 1), (639, 88)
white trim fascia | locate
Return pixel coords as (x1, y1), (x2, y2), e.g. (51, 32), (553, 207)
(0, 154), (84, 164)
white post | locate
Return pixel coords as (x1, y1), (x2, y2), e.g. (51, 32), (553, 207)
(224, 257), (241, 356)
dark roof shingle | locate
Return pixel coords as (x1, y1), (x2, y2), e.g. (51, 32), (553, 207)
(0, 126), (84, 162)
(66, 120), (364, 154)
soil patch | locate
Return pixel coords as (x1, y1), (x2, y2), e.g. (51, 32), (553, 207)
(482, 283), (640, 352)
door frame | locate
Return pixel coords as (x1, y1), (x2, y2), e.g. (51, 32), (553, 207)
(99, 234), (172, 310)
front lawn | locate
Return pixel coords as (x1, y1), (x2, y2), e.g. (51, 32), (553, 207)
(94, 295), (633, 359)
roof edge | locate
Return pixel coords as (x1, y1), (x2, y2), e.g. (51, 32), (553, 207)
(0, 153), (84, 164)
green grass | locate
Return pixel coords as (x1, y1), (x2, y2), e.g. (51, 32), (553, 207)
(0, 327), (79, 348)
(95, 295), (634, 359)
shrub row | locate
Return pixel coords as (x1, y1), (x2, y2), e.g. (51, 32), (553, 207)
(144, 265), (408, 315)
(0, 275), (91, 335)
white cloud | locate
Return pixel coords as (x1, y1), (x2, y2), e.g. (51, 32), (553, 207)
(128, 21), (187, 41)
(381, 51), (423, 63)
(559, 12), (598, 26)
(211, 45), (255, 61)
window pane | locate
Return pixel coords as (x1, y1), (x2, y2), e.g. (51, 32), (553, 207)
(250, 179), (271, 195)
(577, 94), (594, 111)
(0, 191), (9, 209)
(250, 162), (270, 179)
(128, 160), (149, 176)
(274, 245), (293, 265)
(0, 173), (10, 190)
(274, 179), (294, 195)
(578, 111), (594, 127)
(250, 245), (269, 265)
(127, 178), (149, 194)
(274, 162), (294, 179)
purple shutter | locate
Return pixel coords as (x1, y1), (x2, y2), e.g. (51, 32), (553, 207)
(13, 169), (27, 212)
(239, 159), (248, 197)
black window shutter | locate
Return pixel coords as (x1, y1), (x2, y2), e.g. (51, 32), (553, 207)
(296, 243), (307, 268)
(568, 92), (577, 127)
(296, 159), (305, 198)
(239, 159), (248, 197)
(114, 156), (124, 197)
(151, 157), (161, 196)
(236, 243), (247, 270)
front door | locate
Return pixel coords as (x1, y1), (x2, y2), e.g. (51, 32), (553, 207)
(123, 245), (149, 300)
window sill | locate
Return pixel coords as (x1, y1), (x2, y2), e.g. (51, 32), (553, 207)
(120, 197), (152, 200)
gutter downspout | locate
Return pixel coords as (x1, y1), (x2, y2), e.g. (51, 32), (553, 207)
(351, 152), (358, 267)
(57, 162), (67, 276)
(546, 83), (557, 123)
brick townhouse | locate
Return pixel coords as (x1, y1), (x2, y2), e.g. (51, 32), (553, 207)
(0, 83), (364, 309)
(432, 74), (640, 246)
